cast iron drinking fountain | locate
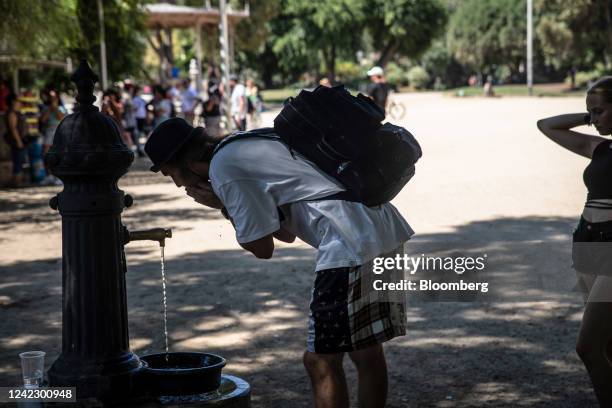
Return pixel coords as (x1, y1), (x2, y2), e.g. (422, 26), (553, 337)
(44, 60), (250, 406)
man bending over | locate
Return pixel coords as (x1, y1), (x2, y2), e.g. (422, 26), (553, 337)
(145, 118), (413, 408)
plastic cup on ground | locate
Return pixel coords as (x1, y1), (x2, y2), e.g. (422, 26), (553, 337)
(19, 351), (45, 389)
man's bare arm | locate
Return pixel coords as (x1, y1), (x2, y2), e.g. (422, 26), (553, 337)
(273, 226), (296, 243)
(240, 234), (274, 259)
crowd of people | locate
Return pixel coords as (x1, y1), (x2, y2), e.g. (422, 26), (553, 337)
(0, 70), (265, 188)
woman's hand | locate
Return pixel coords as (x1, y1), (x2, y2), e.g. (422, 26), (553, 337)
(185, 181), (224, 209)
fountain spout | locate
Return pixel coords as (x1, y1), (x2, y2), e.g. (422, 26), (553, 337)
(123, 227), (172, 247)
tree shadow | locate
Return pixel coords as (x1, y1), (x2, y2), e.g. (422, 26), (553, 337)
(0, 215), (597, 407)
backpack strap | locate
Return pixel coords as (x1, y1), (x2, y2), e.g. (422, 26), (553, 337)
(315, 190), (361, 203)
(212, 127), (362, 204)
(212, 127), (279, 157)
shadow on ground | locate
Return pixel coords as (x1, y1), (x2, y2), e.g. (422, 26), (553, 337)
(0, 216), (597, 407)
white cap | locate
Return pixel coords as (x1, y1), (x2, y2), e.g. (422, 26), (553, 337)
(367, 66), (384, 76)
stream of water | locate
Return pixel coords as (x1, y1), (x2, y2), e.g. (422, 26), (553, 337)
(160, 246), (169, 361)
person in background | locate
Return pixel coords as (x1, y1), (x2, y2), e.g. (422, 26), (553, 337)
(319, 77), (332, 87)
(537, 76), (612, 406)
(152, 85), (172, 127)
(122, 81), (143, 157)
(132, 85), (148, 157)
(4, 94), (27, 187)
(203, 78), (223, 138)
(180, 79), (198, 126)
(245, 79), (262, 130)
(468, 74), (478, 87)
(229, 75), (247, 131)
(102, 88), (132, 148)
(0, 80), (10, 113)
(483, 75), (495, 97)
(366, 66), (390, 111)
(40, 90), (66, 185)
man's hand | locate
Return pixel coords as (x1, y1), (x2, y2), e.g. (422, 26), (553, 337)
(185, 181), (224, 209)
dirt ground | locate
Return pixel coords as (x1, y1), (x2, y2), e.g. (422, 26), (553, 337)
(0, 92), (602, 407)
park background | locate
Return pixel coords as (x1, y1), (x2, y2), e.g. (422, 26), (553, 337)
(1, 0), (612, 407)
(1, 0), (611, 97)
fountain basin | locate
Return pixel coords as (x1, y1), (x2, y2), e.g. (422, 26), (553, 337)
(139, 352), (226, 396)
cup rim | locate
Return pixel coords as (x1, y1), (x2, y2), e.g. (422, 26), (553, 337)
(19, 351), (45, 359)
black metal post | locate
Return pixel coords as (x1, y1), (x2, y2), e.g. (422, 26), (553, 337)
(46, 60), (140, 399)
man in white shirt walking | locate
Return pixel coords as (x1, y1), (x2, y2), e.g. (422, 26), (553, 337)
(229, 75), (247, 131)
(180, 79), (199, 126)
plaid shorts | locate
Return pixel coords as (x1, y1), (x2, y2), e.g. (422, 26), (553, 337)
(306, 264), (407, 353)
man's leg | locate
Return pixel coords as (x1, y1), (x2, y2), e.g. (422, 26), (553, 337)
(348, 344), (388, 408)
(303, 351), (349, 408)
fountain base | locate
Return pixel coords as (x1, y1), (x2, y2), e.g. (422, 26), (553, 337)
(52, 375), (250, 407)
(155, 374), (250, 407)
(138, 352), (226, 396)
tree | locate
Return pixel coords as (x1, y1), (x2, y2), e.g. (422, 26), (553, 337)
(447, 0), (525, 76)
(0, 0), (78, 72)
(281, 0), (366, 81)
(420, 40), (466, 88)
(366, 0), (447, 68)
(74, 0), (147, 83)
(236, 0), (366, 85)
(535, 0), (612, 71)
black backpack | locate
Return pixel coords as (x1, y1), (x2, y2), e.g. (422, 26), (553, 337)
(274, 85), (421, 206)
(214, 85), (422, 207)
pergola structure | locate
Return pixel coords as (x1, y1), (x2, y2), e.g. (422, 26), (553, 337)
(0, 56), (72, 93)
(144, 2), (249, 90)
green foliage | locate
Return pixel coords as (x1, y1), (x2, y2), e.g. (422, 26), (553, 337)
(569, 64), (607, 88)
(366, 0), (447, 67)
(241, 0), (447, 86)
(447, 0), (525, 73)
(384, 62), (408, 86)
(1, 0), (147, 84)
(74, 0), (147, 83)
(239, 0), (367, 85)
(335, 60), (362, 84)
(407, 66), (430, 89)
(420, 40), (466, 88)
(235, 0), (281, 54)
(284, 0), (366, 79)
(447, 0), (612, 81)
(535, 0), (610, 71)
(494, 65), (512, 83)
(0, 0), (78, 72)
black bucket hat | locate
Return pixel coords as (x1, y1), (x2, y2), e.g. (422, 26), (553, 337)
(145, 118), (200, 172)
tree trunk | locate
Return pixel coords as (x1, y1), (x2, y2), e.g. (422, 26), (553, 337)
(376, 40), (399, 68)
(154, 27), (166, 83)
(324, 43), (336, 82)
(164, 27), (174, 80)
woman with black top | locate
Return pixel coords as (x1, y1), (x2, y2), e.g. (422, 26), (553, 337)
(538, 76), (612, 406)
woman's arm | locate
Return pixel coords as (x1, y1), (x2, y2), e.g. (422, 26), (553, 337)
(537, 113), (606, 159)
(40, 108), (50, 124)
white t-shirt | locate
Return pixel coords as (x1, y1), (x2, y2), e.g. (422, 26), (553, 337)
(230, 84), (246, 117)
(209, 136), (414, 271)
(181, 87), (198, 113)
(133, 96), (147, 119)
